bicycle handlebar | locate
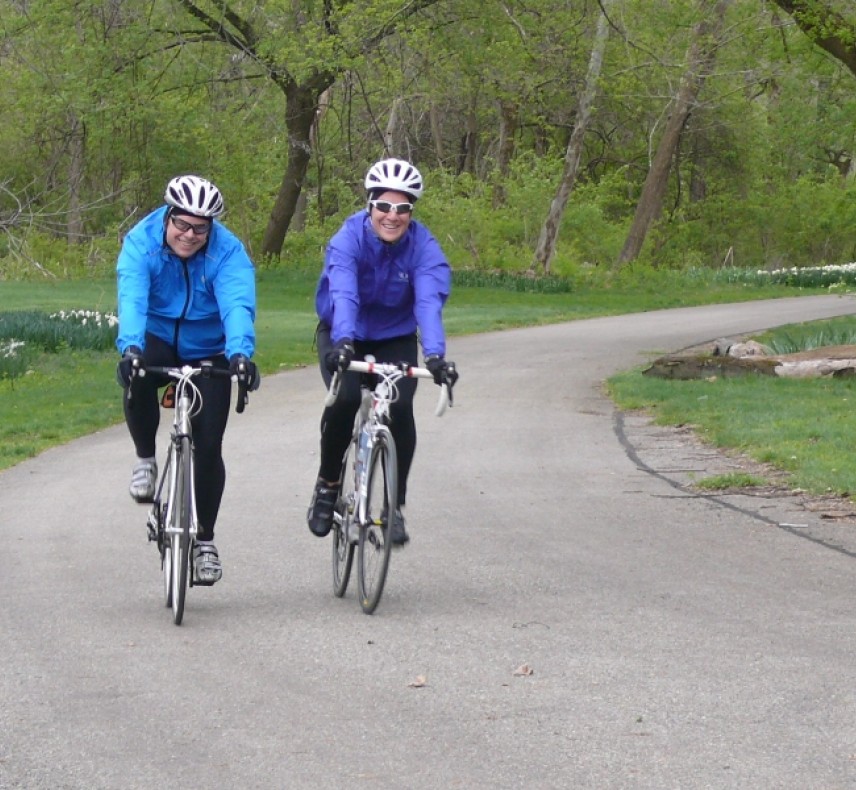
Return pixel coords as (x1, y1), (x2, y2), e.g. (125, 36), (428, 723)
(324, 359), (451, 416)
(132, 362), (249, 414)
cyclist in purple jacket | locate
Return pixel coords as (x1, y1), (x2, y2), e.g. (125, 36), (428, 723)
(307, 158), (459, 545)
(115, 175), (259, 584)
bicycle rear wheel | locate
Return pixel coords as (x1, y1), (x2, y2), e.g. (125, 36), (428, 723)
(332, 441), (356, 597)
(170, 436), (192, 625)
(357, 430), (397, 614)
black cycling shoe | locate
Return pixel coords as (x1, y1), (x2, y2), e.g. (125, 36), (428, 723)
(307, 480), (338, 537)
(389, 508), (409, 546)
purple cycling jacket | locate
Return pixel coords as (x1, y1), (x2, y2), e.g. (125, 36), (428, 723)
(315, 212), (451, 357)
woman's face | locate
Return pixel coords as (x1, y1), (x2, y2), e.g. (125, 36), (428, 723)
(368, 190), (413, 244)
(165, 212), (211, 258)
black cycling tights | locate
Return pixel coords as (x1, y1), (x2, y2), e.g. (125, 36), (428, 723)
(123, 333), (231, 542)
(315, 326), (418, 507)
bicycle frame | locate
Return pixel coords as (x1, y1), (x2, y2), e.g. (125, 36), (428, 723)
(165, 375), (199, 552)
(329, 357), (452, 518)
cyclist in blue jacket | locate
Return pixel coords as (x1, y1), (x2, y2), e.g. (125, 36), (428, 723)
(307, 158), (459, 545)
(115, 175), (259, 584)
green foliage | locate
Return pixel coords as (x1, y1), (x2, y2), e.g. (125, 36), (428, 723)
(3, 0), (856, 279)
(0, 339), (32, 382)
(0, 231), (121, 280)
(755, 315), (856, 353)
(0, 308), (117, 383)
(452, 270), (571, 293)
(0, 310), (118, 353)
(713, 262), (856, 289)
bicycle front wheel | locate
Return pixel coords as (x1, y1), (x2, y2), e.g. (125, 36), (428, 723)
(357, 430), (397, 614)
(160, 455), (174, 609)
(162, 504), (172, 608)
(170, 436), (192, 625)
(332, 441), (356, 597)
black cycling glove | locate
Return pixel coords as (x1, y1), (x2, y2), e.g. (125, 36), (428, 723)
(229, 354), (261, 391)
(116, 346), (145, 388)
(425, 355), (459, 388)
(325, 338), (355, 374)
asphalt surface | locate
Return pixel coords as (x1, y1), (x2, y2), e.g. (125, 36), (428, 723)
(3, 295), (856, 789)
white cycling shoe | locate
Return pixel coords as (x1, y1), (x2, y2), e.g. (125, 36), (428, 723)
(193, 543), (222, 585)
(129, 459), (157, 503)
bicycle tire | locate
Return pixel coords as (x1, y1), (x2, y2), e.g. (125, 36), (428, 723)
(162, 531), (173, 608)
(357, 429), (397, 614)
(332, 441), (357, 597)
(161, 452), (174, 609)
(170, 435), (192, 625)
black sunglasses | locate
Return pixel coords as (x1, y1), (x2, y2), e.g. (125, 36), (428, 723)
(170, 215), (211, 235)
(369, 199), (414, 215)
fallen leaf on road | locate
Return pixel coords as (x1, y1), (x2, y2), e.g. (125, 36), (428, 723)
(513, 664), (534, 677)
(408, 675), (428, 688)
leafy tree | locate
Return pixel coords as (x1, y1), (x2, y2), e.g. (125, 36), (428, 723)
(169, 0), (446, 258)
(616, 0), (733, 268)
(772, 1), (856, 77)
(532, 2), (611, 273)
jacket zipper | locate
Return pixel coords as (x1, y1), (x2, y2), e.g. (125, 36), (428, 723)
(173, 259), (191, 355)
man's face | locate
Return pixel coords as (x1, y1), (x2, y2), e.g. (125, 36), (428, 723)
(165, 212), (211, 258)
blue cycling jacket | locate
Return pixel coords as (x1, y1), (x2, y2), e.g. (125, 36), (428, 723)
(315, 212), (451, 357)
(116, 206), (256, 360)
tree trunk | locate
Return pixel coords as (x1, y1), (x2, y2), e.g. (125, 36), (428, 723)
(261, 76), (333, 258)
(384, 97), (403, 156)
(492, 98), (519, 208)
(615, 0), (731, 269)
(67, 110), (85, 244)
(531, 5), (610, 273)
(458, 92), (479, 175)
(429, 104), (445, 165)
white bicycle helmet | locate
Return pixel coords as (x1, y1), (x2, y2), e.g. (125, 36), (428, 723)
(364, 158), (424, 201)
(164, 175), (225, 218)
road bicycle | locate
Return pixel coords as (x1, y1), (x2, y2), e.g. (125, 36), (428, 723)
(139, 362), (248, 625)
(326, 357), (452, 614)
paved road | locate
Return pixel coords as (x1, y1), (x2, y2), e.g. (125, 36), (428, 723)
(3, 295), (856, 790)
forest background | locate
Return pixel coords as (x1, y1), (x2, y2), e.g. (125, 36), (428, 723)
(2, 0), (856, 282)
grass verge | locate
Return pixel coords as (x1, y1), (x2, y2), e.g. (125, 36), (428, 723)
(607, 363), (856, 499)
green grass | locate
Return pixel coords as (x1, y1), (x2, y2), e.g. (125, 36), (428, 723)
(695, 472), (768, 491)
(0, 267), (841, 472)
(1, 352), (123, 465)
(607, 365), (856, 498)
